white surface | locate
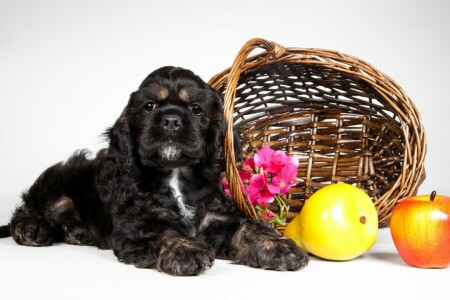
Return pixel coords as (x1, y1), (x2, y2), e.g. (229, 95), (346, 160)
(0, 229), (448, 300)
(0, 1), (449, 299)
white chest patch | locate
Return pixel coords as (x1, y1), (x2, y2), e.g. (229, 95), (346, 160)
(168, 168), (195, 220)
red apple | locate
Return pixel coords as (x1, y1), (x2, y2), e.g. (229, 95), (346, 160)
(390, 191), (450, 268)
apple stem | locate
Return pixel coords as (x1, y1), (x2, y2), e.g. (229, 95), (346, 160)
(431, 191), (436, 201)
(360, 216), (366, 224)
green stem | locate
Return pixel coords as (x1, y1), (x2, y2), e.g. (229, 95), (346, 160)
(274, 194), (289, 221)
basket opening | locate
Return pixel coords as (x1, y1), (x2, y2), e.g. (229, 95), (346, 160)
(218, 62), (405, 219)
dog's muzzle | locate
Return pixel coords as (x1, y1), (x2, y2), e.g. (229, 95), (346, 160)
(161, 114), (182, 132)
(139, 109), (204, 168)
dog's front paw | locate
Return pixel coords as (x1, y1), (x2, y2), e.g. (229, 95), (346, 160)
(11, 217), (55, 247)
(61, 224), (93, 246)
(240, 237), (309, 271)
(157, 238), (215, 276)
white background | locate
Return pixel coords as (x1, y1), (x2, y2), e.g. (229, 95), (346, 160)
(0, 0), (449, 299)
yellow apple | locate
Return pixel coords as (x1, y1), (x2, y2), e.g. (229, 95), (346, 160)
(284, 183), (378, 261)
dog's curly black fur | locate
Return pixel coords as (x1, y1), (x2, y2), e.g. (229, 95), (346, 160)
(0, 67), (308, 275)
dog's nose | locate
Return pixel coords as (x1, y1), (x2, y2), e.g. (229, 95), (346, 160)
(161, 115), (182, 131)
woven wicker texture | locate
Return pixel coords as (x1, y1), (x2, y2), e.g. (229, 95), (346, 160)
(209, 38), (426, 228)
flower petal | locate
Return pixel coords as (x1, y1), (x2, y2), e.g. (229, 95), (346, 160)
(247, 174), (265, 203)
(280, 182), (293, 195)
(288, 155), (299, 167)
(254, 146), (274, 170)
(221, 179), (231, 196)
(247, 174), (275, 205)
(243, 157), (255, 173)
(256, 191), (275, 205)
(268, 175), (282, 194)
(238, 170), (251, 185)
(282, 163), (298, 183)
(267, 150), (288, 173)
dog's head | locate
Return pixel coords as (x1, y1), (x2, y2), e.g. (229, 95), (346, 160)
(107, 67), (224, 172)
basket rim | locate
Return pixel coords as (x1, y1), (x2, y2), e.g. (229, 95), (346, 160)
(209, 38), (427, 227)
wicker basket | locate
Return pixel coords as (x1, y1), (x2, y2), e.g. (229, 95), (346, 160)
(209, 38), (426, 228)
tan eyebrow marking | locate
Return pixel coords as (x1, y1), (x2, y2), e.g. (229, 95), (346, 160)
(146, 83), (169, 101)
(179, 88), (191, 102)
(157, 86), (169, 101)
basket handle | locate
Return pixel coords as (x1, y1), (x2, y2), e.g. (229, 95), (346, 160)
(223, 38), (286, 104)
(222, 38), (286, 219)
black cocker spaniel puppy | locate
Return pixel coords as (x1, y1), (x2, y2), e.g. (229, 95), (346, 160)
(0, 67), (308, 275)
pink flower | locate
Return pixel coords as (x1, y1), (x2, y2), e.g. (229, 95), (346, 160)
(268, 163), (298, 195)
(238, 170), (251, 186)
(247, 174), (275, 205)
(254, 146), (275, 171)
(222, 179), (231, 197)
(288, 155), (299, 168)
(254, 146), (299, 174)
(268, 151), (300, 173)
(242, 157), (256, 174)
(259, 209), (277, 222)
(267, 150), (289, 173)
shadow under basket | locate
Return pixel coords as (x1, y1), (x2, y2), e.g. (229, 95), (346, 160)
(209, 38), (426, 228)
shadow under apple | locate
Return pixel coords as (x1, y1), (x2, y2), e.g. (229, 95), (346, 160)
(368, 251), (406, 267)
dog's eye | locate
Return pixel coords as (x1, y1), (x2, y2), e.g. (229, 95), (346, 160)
(143, 102), (156, 113)
(190, 104), (203, 116)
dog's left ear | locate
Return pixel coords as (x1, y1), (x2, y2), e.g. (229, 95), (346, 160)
(202, 96), (224, 176)
(216, 125), (243, 172)
(202, 92), (243, 179)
